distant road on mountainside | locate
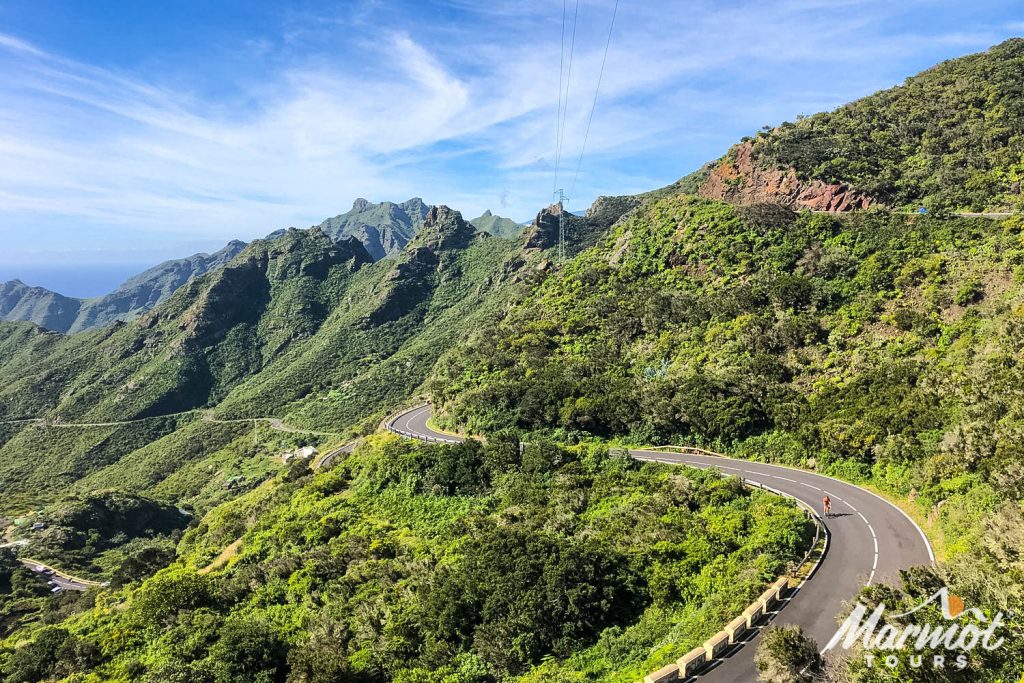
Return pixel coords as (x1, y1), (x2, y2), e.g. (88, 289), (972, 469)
(17, 558), (103, 592)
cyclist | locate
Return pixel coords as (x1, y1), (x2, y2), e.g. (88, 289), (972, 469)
(822, 495), (832, 517)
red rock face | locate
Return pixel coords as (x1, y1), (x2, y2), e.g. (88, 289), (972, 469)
(699, 141), (875, 211)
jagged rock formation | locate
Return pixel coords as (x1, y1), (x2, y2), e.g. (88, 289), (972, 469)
(524, 195), (640, 254)
(318, 197), (431, 260)
(698, 141), (875, 211)
(417, 205), (480, 252)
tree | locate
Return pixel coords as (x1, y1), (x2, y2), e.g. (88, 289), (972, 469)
(209, 615), (288, 683)
(755, 625), (822, 683)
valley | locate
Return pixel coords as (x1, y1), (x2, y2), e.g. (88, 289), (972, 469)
(1, 36), (1023, 683)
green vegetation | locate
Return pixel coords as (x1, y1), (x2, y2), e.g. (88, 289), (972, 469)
(0, 207), (542, 658)
(0, 208), (533, 515)
(0, 241), (246, 334)
(318, 197), (430, 260)
(0, 548), (94, 643)
(0, 435), (812, 682)
(431, 194), (1024, 679)
(2, 40), (1024, 683)
(745, 38), (1024, 211)
(0, 210), (528, 432)
(754, 625), (821, 683)
(14, 490), (190, 581)
(469, 210), (524, 239)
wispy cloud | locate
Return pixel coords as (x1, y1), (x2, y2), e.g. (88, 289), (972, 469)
(0, 0), (1018, 264)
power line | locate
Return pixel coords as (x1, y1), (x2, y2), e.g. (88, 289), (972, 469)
(553, 0), (580, 194)
(553, 0), (567, 194)
(570, 0), (619, 199)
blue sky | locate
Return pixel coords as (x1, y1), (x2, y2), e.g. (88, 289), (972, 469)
(1, 0), (1022, 277)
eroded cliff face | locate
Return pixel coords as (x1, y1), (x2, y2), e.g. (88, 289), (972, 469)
(523, 196), (641, 254)
(698, 141), (875, 211)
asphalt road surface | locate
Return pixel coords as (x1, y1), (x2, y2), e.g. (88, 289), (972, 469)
(19, 559), (98, 592)
(386, 404), (935, 682)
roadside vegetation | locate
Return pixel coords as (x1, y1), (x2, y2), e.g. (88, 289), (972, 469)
(431, 195), (1024, 680)
(0, 435), (812, 682)
(1, 38), (1023, 683)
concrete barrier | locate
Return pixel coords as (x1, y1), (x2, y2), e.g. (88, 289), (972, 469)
(757, 586), (778, 611)
(724, 614), (749, 644)
(643, 663), (679, 683)
(704, 630), (731, 660)
(677, 646), (707, 677)
(772, 576), (789, 598)
(742, 602), (763, 628)
(564, 446), (828, 683)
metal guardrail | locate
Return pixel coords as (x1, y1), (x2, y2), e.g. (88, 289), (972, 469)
(383, 402), (463, 445)
(386, 425), (462, 445)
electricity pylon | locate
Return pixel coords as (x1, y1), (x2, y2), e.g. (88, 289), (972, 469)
(553, 189), (569, 261)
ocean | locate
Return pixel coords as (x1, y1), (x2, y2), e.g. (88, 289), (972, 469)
(0, 263), (153, 299)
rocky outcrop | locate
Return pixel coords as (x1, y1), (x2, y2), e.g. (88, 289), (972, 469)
(698, 141), (875, 211)
(524, 196), (640, 254)
(524, 203), (564, 250)
(364, 206), (479, 327)
(415, 205), (478, 252)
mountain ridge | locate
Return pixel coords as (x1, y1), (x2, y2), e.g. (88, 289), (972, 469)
(0, 199), (523, 335)
(3, 39), (1024, 683)
(0, 241), (247, 334)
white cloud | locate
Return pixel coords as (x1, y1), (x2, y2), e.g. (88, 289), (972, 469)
(0, 1), (1015, 262)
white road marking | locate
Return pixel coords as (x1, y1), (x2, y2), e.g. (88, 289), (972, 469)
(394, 408), (921, 666)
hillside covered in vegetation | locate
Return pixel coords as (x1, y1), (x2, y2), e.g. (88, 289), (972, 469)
(430, 197), (1024, 678)
(693, 38), (1024, 212)
(1, 38), (1023, 683)
(0, 435), (811, 682)
(0, 240), (247, 334)
(0, 207), (543, 513)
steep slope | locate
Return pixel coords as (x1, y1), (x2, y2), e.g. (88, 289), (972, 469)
(68, 240), (247, 333)
(469, 210), (524, 238)
(318, 197), (431, 260)
(0, 206), (536, 512)
(0, 240), (247, 334)
(213, 205), (534, 429)
(0, 280), (83, 333)
(431, 194), (1024, 678)
(0, 229), (372, 424)
(694, 38), (1024, 212)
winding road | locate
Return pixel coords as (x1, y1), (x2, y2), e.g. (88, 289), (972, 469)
(387, 404), (935, 682)
(18, 558), (102, 592)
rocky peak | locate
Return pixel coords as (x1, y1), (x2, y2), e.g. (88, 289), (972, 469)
(524, 203), (564, 250)
(352, 198), (372, 211)
(400, 197), (428, 216)
(414, 205), (477, 251)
